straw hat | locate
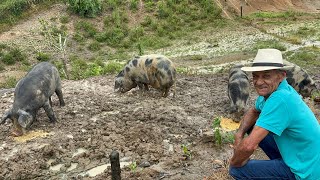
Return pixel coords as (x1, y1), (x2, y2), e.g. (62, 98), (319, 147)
(241, 49), (293, 72)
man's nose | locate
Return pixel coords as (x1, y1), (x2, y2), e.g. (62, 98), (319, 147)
(255, 78), (264, 85)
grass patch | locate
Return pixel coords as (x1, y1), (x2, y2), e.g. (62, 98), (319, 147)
(253, 39), (287, 51)
(0, 76), (18, 89)
(0, 47), (27, 65)
(69, 56), (123, 80)
(247, 10), (303, 19)
(0, 0), (60, 32)
(284, 47), (320, 73)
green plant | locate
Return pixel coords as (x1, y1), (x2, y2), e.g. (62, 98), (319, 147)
(1, 48), (26, 65)
(67, 0), (102, 17)
(75, 20), (97, 38)
(36, 52), (51, 62)
(311, 91), (320, 101)
(0, 63), (5, 72)
(253, 40), (287, 51)
(39, 18), (69, 79)
(60, 15), (70, 24)
(181, 144), (192, 160)
(212, 117), (222, 147)
(128, 161), (137, 172)
(102, 61), (123, 74)
(0, 76), (18, 89)
(87, 41), (101, 51)
(129, 0), (139, 11)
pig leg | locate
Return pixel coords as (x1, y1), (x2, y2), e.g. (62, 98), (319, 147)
(162, 87), (170, 97)
(55, 88), (65, 107)
(49, 96), (52, 107)
(43, 100), (56, 123)
(144, 84), (149, 91)
(137, 82), (144, 91)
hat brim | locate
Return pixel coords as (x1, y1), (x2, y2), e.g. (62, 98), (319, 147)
(241, 65), (293, 72)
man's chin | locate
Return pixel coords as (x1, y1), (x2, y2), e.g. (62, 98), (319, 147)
(257, 91), (268, 97)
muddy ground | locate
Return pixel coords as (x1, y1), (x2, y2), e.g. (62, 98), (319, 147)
(0, 72), (243, 180)
(1, 70), (320, 180)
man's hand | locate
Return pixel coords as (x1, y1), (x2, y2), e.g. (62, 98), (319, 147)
(230, 126), (269, 167)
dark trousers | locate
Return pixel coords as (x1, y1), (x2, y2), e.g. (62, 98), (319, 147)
(229, 133), (296, 180)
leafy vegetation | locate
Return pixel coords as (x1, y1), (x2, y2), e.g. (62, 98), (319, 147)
(247, 11), (304, 19)
(0, 0), (59, 32)
(68, 56), (123, 80)
(253, 39), (287, 51)
(212, 117), (235, 147)
(284, 46), (320, 73)
(181, 144), (192, 160)
(66, 0), (102, 17)
(128, 161), (137, 172)
(0, 76), (18, 89)
(0, 46), (27, 65)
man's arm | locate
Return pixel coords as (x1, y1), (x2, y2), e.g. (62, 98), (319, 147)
(234, 107), (260, 147)
(230, 126), (269, 167)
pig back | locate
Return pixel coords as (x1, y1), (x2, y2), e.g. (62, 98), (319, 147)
(141, 55), (176, 89)
(14, 62), (61, 108)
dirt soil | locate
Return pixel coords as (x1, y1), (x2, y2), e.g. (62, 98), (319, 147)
(1, 1), (320, 180)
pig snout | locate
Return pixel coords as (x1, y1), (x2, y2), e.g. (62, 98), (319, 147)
(17, 110), (33, 128)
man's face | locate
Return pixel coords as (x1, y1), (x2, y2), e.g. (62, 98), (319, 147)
(252, 70), (285, 97)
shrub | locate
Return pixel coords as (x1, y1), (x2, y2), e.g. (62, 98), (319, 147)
(129, 0), (139, 11)
(0, 76), (18, 89)
(2, 53), (15, 65)
(60, 15), (70, 24)
(67, 0), (102, 17)
(253, 39), (287, 51)
(129, 26), (144, 42)
(87, 41), (101, 51)
(36, 52), (51, 62)
(102, 61), (123, 74)
(75, 21), (97, 38)
(1, 48), (26, 65)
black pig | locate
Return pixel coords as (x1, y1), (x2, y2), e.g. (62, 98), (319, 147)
(1, 62), (65, 136)
(228, 64), (250, 121)
(284, 60), (317, 97)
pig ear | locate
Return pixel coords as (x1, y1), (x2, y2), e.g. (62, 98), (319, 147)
(17, 110), (32, 128)
(1, 109), (12, 124)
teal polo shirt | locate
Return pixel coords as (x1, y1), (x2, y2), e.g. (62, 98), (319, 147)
(255, 79), (320, 180)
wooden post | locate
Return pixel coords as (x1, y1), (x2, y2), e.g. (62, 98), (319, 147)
(110, 150), (121, 180)
(240, 0), (245, 17)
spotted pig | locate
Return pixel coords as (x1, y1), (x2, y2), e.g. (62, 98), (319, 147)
(115, 54), (176, 97)
(1, 62), (65, 136)
(284, 60), (317, 97)
(227, 64), (250, 121)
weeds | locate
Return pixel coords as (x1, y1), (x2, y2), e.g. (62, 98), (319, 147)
(0, 76), (18, 89)
(36, 52), (51, 62)
(1, 47), (27, 65)
(211, 116), (236, 147)
(128, 161), (137, 172)
(253, 39), (287, 51)
(212, 117), (222, 147)
(248, 11), (302, 19)
(181, 144), (192, 160)
(66, 0), (102, 17)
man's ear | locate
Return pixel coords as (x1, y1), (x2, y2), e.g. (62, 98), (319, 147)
(277, 70), (286, 80)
